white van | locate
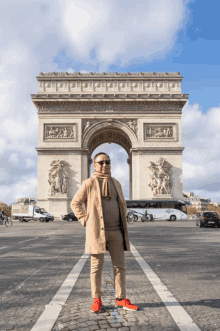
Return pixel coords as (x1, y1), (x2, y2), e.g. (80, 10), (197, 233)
(12, 204), (54, 222)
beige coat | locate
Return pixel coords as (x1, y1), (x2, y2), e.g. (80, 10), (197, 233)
(70, 175), (130, 254)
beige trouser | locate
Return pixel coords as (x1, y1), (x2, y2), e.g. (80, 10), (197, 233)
(90, 229), (126, 299)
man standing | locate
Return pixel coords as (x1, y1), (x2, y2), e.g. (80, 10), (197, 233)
(71, 152), (139, 313)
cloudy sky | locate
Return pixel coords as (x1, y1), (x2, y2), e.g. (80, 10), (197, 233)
(0, 0), (220, 205)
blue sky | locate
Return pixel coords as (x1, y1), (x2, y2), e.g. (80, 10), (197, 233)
(0, 0), (220, 205)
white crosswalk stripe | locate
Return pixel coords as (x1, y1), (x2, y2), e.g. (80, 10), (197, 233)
(130, 242), (201, 331)
(30, 252), (89, 331)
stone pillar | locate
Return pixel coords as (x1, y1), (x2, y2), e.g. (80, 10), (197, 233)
(88, 157), (93, 178)
(36, 148), (88, 218)
(127, 156), (132, 199)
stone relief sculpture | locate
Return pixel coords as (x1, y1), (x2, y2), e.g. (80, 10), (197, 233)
(126, 120), (137, 132)
(45, 125), (75, 139)
(148, 158), (172, 195)
(145, 126), (173, 138)
(38, 103), (183, 114)
(48, 160), (69, 196)
(84, 121), (91, 132)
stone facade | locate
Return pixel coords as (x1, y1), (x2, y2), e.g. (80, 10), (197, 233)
(31, 72), (188, 217)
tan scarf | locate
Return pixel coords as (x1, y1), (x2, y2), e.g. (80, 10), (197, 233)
(93, 170), (112, 199)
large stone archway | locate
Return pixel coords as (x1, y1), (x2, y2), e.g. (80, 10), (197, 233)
(31, 72), (188, 217)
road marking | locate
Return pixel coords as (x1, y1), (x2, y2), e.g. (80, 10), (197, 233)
(30, 252), (89, 331)
(0, 231), (77, 253)
(18, 237), (38, 244)
(0, 232), (16, 236)
(192, 241), (204, 243)
(0, 247), (6, 250)
(130, 242), (201, 331)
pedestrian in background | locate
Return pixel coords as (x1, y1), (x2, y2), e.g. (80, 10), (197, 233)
(71, 152), (139, 313)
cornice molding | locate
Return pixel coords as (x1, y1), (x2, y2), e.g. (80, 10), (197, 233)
(131, 147), (184, 151)
(31, 93), (188, 101)
(36, 147), (89, 155)
(131, 147), (184, 155)
(37, 71), (182, 79)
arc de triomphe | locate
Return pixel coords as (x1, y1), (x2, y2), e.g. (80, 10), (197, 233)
(31, 72), (188, 217)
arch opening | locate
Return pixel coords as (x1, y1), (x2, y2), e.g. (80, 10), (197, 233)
(87, 127), (132, 157)
(90, 143), (131, 200)
(83, 123), (135, 199)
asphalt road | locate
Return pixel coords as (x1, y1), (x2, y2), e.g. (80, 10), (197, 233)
(0, 220), (219, 331)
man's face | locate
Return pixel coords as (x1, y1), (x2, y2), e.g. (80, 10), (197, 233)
(94, 154), (111, 174)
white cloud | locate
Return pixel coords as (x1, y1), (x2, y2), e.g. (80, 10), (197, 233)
(182, 102), (220, 201)
(59, 0), (191, 65)
(0, 176), (37, 205)
(8, 153), (19, 165)
(0, 168), (11, 182)
(25, 158), (35, 169)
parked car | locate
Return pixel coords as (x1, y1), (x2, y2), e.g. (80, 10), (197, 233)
(62, 212), (78, 222)
(196, 211), (220, 228)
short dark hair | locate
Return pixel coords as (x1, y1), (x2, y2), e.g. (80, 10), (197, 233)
(94, 152), (110, 163)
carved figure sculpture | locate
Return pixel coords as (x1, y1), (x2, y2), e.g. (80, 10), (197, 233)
(55, 174), (62, 193)
(161, 175), (170, 194)
(48, 177), (56, 196)
(148, 158), (172, 195)
(62, 174), (69, 194)
(48, 160), (69, 196)
(127, 120), (136, 132)
(63, 128), (68, 137)
(84, 121), (91, 132)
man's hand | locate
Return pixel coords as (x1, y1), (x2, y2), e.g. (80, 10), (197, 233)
(79, 214), (87, 227)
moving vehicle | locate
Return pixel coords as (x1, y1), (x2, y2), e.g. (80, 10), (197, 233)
(0, 213), (13, 227)
(62, 212), (78, 222)
(126, 199), (189, 221)
(12, 204), (54, 222)
(126, 209), (153, 224)
(196, 211), (220, 228)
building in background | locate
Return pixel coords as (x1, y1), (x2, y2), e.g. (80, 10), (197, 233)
(16, 198), (37, 204)
(183, 192), (211, 211)
(210, 202), (220, 207)
(184, 192), (194, 198)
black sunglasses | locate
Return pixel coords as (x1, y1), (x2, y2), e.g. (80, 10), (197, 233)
(95, 160), (111, 165)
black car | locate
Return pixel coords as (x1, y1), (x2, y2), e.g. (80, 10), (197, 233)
(196, 211), (220, 228)
(62, 212), (78, 222)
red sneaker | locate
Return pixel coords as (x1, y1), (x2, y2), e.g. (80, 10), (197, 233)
(116, 298), (139, 311)
(91, 298), (102, 313)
